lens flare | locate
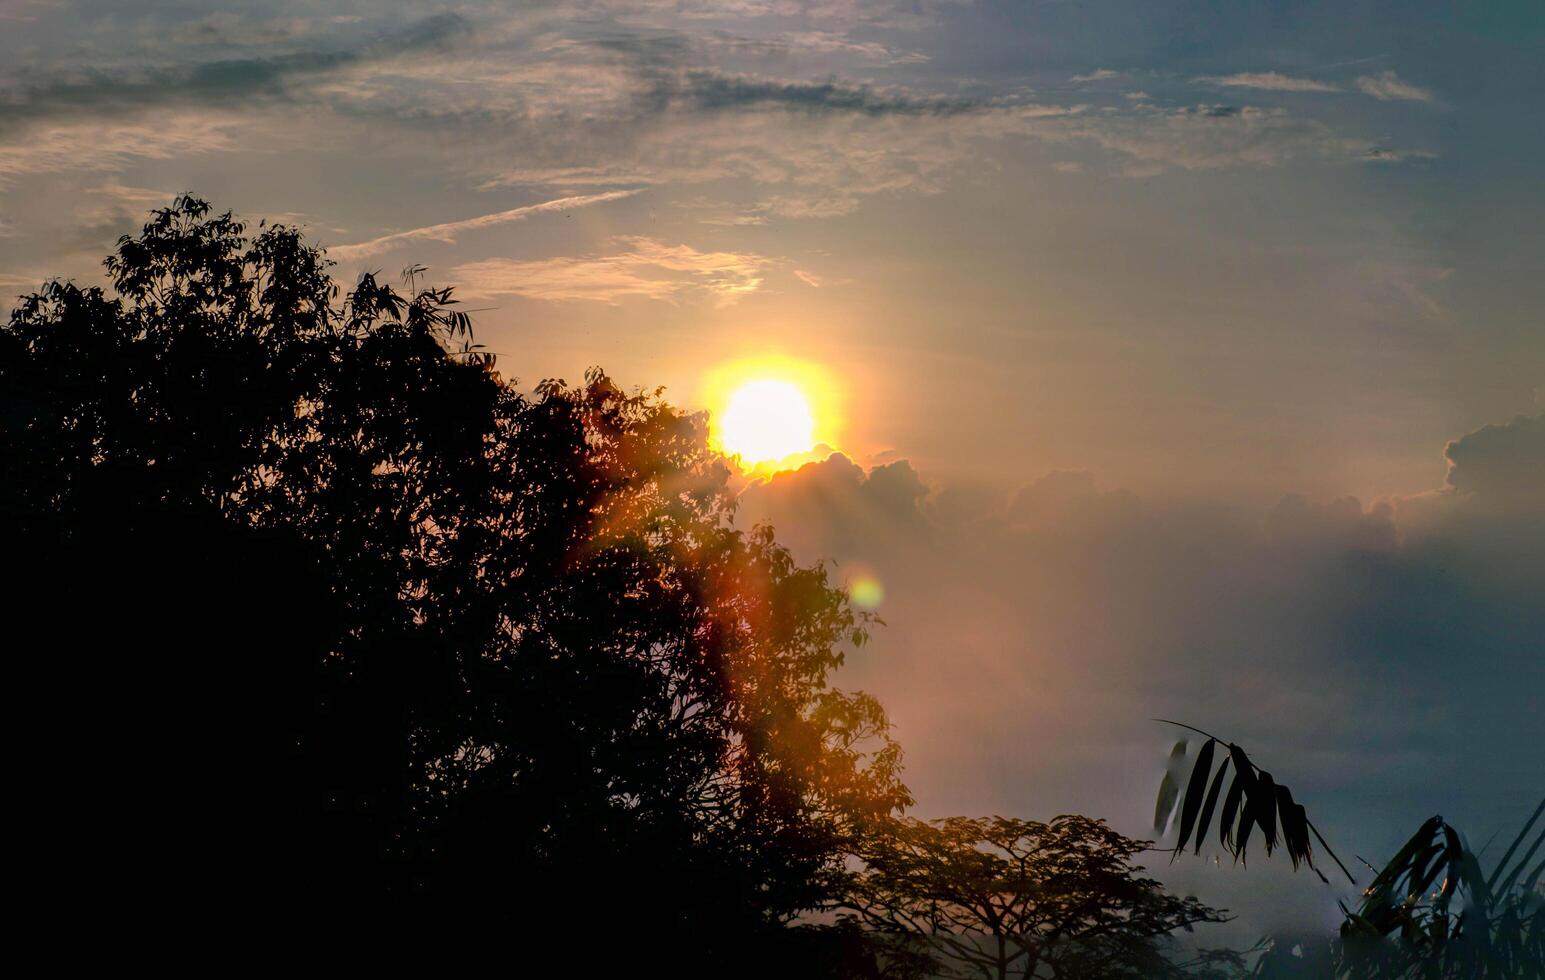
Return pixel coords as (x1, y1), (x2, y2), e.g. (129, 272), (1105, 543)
(848, 575), (885, 610)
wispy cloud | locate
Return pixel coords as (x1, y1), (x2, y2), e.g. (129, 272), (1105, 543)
(1070, 69), (1119, 83)
(671, 71), (980, 116)
(0, 12), (473, 137)
(450, 236), (769, 305)
(1025, 104), (1380, 175)
(328, 190), (642, 262)
(1355, 70), (1435, 102)
(1194, 72), (1339, 93)
(0, 112), (239, 184)
(1363, 146), (1436, 164)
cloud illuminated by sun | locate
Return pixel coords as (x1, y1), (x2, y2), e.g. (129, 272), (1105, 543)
(701, 356), (841, 473)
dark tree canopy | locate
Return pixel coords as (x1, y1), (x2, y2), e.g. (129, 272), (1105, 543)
(2, 198), (908, 970)
(845, 814), (1230, 979)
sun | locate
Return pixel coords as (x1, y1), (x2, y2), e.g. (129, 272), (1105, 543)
(703, 356), (840, 471)
(717, 380), (815, 465)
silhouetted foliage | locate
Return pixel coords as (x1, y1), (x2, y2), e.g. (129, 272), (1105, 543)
(843, 814), (1231, 979)
(1154, 727), (1544, 979)
(2, 197), (909, 970)
(1154, 721), (1354, 886)
(1333, 802), (1544, 979)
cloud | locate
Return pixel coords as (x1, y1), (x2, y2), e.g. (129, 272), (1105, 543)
(1355, 70), (1435, 102)
(0, 12), (473, 182)
(696, 29), (930, 66)
(1005, 470), (1140, 533)
(1194, 72), (1340, 93)
(670, 70), (981, 116)
(1441, 413), (1545, 514)
(449, 236), (770, 304)
(1070, 69), (1120, 83)
(0, 112), (240, 184)
(734, 417), (1544, 932)
(0, 3), (1422, 225)
(738, 453), (932, 561)
(1362, 146), (1437, 163)
(328, 190), (642, 262)
(474, 101), (1059, 216)
(0, 12), (472, 137)
(1024, 103), (1383, 175)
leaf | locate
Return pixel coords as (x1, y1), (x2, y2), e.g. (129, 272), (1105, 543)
(1234, 796), (1254, 864)
(1154, 740), (1188, 833)
(1254, 770), (1278, 856)
(1175, 739), (1216, 855)
(1195, 755), (1230, 855)
(1219, 771), (1246, 854)
(1437, 822), (1464, 912)
(1406, 842), (1445, 902)
(1275, 782), (1309, 869)
(1491, 798), (1545, 898)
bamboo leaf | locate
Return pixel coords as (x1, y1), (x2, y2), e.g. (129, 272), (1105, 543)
(1195, 755), (1230, 855)
(1219, 771), (1246, 854)
(1275, 783), (1308, 869)
(1254, 770), (1278, 855)
(1175, 739), (1216, 855)
(1154, 740), (1187, 832)
(1235, 797), (1254, 864)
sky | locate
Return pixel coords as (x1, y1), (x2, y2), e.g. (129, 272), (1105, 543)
(3, 0), (1541, 939)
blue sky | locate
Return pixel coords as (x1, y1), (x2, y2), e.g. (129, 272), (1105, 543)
(3, 0), (1541, 936)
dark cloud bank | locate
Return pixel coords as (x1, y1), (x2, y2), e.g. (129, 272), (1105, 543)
(737, 413), (1544, 933)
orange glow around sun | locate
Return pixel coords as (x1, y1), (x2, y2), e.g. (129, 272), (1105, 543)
(702, 356), (841, 473)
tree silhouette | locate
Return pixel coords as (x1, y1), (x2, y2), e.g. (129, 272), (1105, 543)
(2, 197), (909, 970)
(844, 814), (1230, 978)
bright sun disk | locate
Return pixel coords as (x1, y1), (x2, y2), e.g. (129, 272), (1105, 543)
(717, 379), (815, 464)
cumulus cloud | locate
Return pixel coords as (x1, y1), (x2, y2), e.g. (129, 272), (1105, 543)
(1194, 72), (1340, 93)
(738, 453), (933, 561)
(1355, 70), (1435, 102)
(735, 418), (1544, 935)
(1442, 413), (1545, 513)
(449, 235), (770, 304)
(1005, 470), (1140, 533)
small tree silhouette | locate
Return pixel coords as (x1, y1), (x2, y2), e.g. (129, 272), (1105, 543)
(2, 197), (908, 971)
(845, 814), (1231, 979)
